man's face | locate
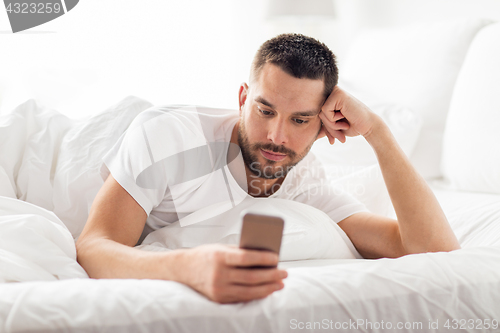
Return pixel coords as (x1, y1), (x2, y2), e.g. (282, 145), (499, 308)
(238, 63), (325, 179)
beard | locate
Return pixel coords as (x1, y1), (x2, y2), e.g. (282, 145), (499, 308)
(237, 120), (315, 180)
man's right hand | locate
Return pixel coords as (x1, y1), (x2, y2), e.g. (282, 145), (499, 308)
(177, 244), (287, 304)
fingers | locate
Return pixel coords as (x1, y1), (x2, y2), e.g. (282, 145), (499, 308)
(215, 281), (285, 304)
(320, 111), (349, 130)
(224, 248), (279, 268)
(189, 245), (288, 304)
(322, 86), (376, 137)
(331, 110), (345, 122)
(228, 267), (287, 285)
(324, 130), (336, 145)
(321, 85), (344, 113)
(231, 281), (285, 300)
(319, 111), (348, 144)
(332, 131), (347, 144)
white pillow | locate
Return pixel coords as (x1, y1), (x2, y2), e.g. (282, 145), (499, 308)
(51, 97), (152, 238)
(0, 196), (88, 282)
(0, 96), (152, 239)
(0, 166), (16, 199)
(338, 18), (491, 179)
(331, 164), (395, 219)
(138, 197), (362, 261)
(311, 102), (421, 178)
(441, 23), (500, 194)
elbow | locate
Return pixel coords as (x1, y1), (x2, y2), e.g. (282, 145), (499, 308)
(75, 235), (92, 262)
(75, 236), (90, 268)
(75, 235), (103, 277)
(405, 239), (461, 256)
(436, 242), (461, 253)
(428, 233), (462, 253)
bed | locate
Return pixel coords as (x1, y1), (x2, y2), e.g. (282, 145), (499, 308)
(1, 19), (500, 333)
(1, 185), (500, 333)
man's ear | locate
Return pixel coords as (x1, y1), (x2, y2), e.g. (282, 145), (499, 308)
(238, 83), (249, 114)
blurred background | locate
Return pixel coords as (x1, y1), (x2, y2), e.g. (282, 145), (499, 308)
(1, 0), (500, 119)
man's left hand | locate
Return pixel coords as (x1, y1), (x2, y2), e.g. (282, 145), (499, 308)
(318, 86), (377, 144)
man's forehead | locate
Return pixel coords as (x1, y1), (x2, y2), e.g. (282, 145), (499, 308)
(251, 64), (325, 114)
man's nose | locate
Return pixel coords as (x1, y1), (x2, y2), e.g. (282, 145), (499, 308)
(267, 118), (288, 145)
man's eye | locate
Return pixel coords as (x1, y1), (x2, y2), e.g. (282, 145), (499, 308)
(293, 118), (308, 124)
(259, 109), (273, 116)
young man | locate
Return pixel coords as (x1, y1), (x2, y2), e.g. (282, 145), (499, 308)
(76, 34), (460, 304)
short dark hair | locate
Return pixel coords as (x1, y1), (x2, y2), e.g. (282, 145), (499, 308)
(251, 33), (338, 98)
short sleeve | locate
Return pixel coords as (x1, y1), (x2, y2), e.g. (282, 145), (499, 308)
(292, 184), (369, 223)
(280, 152), (370, 223)
(101, 107), (208, 215)
(101, 111), (165, 215)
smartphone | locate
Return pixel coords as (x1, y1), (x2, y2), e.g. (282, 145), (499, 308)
(239, 212), (284, 265)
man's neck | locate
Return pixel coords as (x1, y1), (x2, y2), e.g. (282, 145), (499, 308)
(229, 121), (284, 198)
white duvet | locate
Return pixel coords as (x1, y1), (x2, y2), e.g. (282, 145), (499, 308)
(1, 97), (500, 333)
(0, 197), (87, 283)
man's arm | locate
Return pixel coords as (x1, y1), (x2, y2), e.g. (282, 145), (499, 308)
(76, 173), (173, 279)
(319, 87), (461, 259)
(76, 174), (287, 303)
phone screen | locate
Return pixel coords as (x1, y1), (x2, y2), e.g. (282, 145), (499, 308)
(239, 212), (284, 255)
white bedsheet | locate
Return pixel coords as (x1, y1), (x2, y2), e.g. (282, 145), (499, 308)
(1, 187), (500, 332)
(1, 247), (499, 332)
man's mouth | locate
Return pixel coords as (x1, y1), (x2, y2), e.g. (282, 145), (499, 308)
(260, 148), (287, 161)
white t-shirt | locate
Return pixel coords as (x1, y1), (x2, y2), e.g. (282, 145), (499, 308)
(101, 105), (368, 233)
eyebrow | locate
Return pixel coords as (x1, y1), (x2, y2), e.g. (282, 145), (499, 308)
(255, 96), (320, 117)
